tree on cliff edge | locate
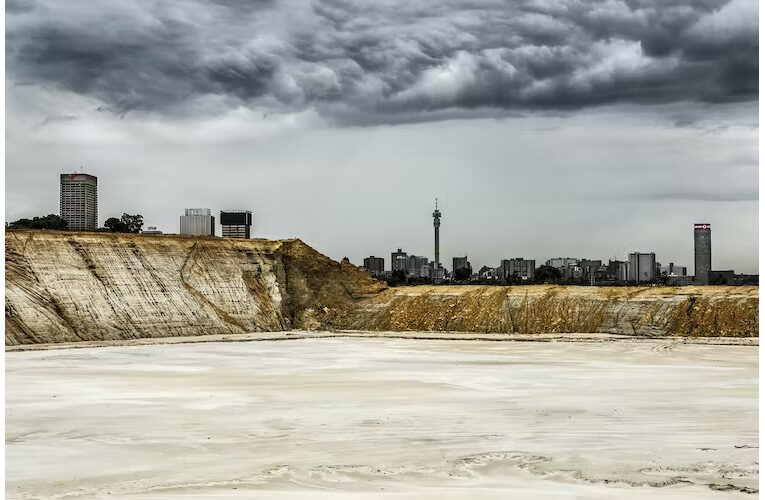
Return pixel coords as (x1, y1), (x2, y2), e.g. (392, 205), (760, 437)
(8, 214), (68, 230)
(103, 213), (144, 233)
(120, 213), (143, 233)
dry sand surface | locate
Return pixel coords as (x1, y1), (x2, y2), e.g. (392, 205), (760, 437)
(5, 337), (758, 498)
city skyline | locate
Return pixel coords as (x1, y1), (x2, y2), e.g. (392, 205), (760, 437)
(365, 220), (728, 279)
(8, 168), (759, 275)
(32, 171), (754, 277)
(5, 0), (758, 273)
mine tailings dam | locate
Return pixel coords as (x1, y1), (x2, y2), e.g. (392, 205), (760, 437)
(5, 230), (758, 345)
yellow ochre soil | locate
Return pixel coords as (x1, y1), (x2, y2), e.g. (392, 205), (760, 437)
(5, 230), (758, 345)
(329, 285), (758, 337)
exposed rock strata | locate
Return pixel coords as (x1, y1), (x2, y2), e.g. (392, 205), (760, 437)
(5, 231), (758, 345)
(330, 285), (758, 337)
(5, 231), (383, 345)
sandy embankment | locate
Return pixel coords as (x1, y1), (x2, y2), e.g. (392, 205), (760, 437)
(5, 230), (759, 346)
(6, 338), (758, 498)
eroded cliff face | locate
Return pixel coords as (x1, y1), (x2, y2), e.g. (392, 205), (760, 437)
(5, 231), (758, 345)
(5, 231), (384, 345)
(329, 285), (759, 337)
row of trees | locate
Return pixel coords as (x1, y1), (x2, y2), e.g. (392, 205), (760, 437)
(102, 214), (143, 233)
(8, 214), (69, 230)
(7, 213), (144, 233)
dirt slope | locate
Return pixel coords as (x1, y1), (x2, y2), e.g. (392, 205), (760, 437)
(329, 285), (758, 337)
(5, 230), (383, 345)
(5, 230), (758, 345)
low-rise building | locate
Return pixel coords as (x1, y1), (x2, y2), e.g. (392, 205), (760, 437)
(659, 263), (687, 277)
(579, 260), (605, 283)
(668, 275), (694, 286)
(478, 266), (499, 281)
(562, 264), (583, 282)
(606, 260), (629, 282)
(142, 226), (163, 234)
(419, 264), (432, 279)
(707, 270), (735, 285)
(429, 261), (446, 281)
(500, 258), (535, 282)
(734, 274), (758, 285)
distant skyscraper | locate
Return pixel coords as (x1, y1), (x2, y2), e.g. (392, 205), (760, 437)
(220, 210), (252, 239)
(547, 257), (580, 281)
(391, 248), (408, 272)
(628, 252), (657, 283)
(60, 173), (98, 231)
(406, 255), (429, 274)
(363, 256), (385, 277)
(499, 258), (535, 281)
(607, 260), (629, 282)
(433, 199), (441, 270)
(579, 260), (603, 282)
(180, 208), (215, 236)
(429, 260), (446, 281)
(545, 257), (579, 269)
(452, 256), (471, 272)
(694, 223), (711, 285)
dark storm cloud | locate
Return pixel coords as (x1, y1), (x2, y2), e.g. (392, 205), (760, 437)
(6, 0), (757, 123)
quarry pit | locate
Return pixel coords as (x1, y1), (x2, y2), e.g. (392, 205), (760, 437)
(5, 230), (759, 345)
(5, 231), (758, 497)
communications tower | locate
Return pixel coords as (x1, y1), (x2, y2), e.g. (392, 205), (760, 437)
(433, 199), (441, 270)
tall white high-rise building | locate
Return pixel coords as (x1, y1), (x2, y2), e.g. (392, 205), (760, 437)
(180, 208), (215, 236)
(60, 173), (98, 231)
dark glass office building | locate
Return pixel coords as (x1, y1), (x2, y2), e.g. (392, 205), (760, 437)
(694, 223), (711, 285)
(220, 210), (252, 239)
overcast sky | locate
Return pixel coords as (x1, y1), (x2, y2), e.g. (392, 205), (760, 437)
(6, 0), (759, 273)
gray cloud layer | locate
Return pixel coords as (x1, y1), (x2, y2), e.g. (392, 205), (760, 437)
(6, 0), (758, 123)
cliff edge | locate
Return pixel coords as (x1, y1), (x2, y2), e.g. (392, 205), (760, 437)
(5, 230), (384, 345)
(5, 231), (758, 345)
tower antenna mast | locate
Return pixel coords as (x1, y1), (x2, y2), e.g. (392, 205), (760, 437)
(432, 198), (442, 282)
